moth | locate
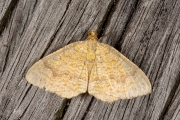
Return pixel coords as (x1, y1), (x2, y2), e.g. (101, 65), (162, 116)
(26, 30), (151, 102)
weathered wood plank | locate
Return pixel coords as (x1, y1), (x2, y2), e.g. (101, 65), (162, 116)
(0, 0), (39, 75)
(163, 82), (180, 120)
(0, 0), (179, 120)
(0, 0), (11, 19)
(0, 0), (19, 33)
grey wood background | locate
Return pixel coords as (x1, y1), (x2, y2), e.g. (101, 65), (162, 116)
(0, 0), (179, 120)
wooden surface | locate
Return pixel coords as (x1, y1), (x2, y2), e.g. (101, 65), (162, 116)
(0, 0), (179, 120)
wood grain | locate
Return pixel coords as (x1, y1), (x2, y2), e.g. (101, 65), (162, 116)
(0, 0), (179, 120)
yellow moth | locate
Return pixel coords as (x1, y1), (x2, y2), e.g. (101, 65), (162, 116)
(26, 30), (151, 102)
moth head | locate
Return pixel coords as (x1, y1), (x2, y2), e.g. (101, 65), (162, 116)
(88, 29), (98, 41)
(88, 29), (98, 39)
